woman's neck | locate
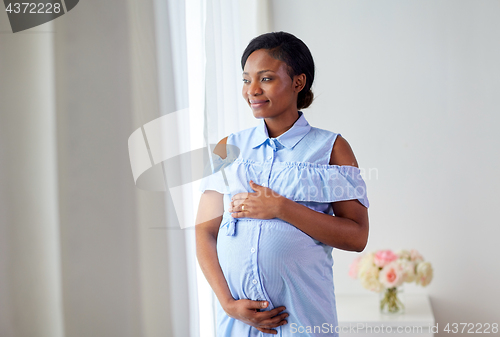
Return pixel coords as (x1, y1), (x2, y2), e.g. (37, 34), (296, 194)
(264, 111), (300, 138)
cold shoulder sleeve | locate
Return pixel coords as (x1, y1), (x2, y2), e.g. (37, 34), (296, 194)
(198, 148), (238, 195)
(232, 161), (370, 208)
(276, 163), (369, 207)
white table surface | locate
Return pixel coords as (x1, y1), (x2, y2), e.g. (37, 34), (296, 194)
(336, 293), (435, 336)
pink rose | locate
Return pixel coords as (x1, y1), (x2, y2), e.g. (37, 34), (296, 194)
(379, 261), (404, 288)
(349, 255), (363, 279)
(374, 249), (398, 268)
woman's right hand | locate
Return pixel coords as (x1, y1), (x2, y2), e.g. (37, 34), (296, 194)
(223, 299), (288, 334)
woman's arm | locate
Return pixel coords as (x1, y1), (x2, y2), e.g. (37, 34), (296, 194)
(278, 135), (368, 251)
(195, 190), (234, 307)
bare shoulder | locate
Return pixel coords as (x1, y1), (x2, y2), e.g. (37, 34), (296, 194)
(329, 134), (359, 167)
(213, 136), (228, 159)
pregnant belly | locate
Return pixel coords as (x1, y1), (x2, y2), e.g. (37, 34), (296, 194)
(216, 218), (333, 309)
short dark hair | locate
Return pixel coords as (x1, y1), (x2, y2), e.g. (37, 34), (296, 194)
(241, 31), (315, 110)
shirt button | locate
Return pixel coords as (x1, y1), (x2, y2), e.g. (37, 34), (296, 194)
(252, 279), (258, 284)
(251, 248), (255, 253)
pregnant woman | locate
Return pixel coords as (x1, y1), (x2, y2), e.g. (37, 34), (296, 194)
(196, 31), (370, 336)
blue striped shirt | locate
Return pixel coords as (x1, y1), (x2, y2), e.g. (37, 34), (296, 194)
(200, 111), (369, 336)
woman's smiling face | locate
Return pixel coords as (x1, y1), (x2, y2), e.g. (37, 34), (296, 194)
(242, 49), (302, 120)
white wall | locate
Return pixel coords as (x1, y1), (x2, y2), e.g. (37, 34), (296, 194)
(271, 0), (500, 330)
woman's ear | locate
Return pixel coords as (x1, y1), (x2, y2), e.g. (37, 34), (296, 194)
(293, 73), (307, 93)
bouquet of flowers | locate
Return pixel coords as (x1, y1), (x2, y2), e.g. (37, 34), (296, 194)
(349, 249), (433, 314)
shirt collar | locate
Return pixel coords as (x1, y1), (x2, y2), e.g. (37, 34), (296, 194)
(251, 110), (312, 149)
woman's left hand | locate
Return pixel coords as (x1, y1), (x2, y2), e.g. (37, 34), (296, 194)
(229, 180), (284, 219)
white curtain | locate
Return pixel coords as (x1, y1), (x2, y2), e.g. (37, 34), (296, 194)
(0, 19), (64, 337)
(0, 0), (269, 336)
